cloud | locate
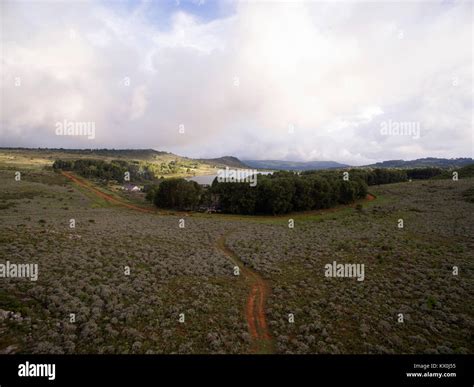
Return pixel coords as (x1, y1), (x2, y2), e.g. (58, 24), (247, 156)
(0, 0), (472, 164)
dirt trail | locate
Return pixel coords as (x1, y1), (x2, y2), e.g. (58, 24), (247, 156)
(366, 193), (376, 201)
(63, 171), (376, 353)
(216, 235), (273, 354)
(63, 170), (274, 352)
(214, 195), (376, 353)
(61, 171), (157, 214)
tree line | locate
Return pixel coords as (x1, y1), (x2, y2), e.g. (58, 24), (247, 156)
(53, 159), (449, 215)
(150, 167), (446, 214)
(53, 159), (154, 182)
(305, 167), (443, 185)
(150, 172), (368, 214)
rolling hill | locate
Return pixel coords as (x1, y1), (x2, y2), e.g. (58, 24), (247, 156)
(197, 156), (249, 169)
(365, 157), (473, 169)
(243, 159), (349, 171)
(0, 148), (247, 178)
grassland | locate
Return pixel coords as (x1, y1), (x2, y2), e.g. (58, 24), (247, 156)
(0, 156), (473, 354)
(0, 148), (222, 179)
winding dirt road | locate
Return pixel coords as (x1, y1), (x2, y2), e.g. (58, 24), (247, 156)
(63, 171), (274, 352)
(216, 235), (273, 354)
(63, 170), (376, 353)
(61, 171), (157, 214)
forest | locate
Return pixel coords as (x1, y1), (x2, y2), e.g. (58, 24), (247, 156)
(152, 167), (447, 214)
(52, 159), (154, 182)
(52, 159), (451, 215)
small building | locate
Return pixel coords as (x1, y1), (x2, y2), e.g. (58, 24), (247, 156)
(121, 184), (141, 192)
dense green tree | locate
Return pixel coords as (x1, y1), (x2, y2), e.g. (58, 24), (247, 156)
(52, 158), (156, 182)
(256, 177), (295, 215)
(52, 160), (74, 170)
(406, 167), (442, 180)
(55, 158), (447, 215)
(154, 179), (202, 210)
(292, 178), (314, 211)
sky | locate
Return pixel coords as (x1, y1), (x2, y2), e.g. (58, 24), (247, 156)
(0, 0), (472, 165)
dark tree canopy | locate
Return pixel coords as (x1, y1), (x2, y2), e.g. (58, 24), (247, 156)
(154, 179), (202, 210)
(53, 158), (454, 215)
(53, 159), (154, 182)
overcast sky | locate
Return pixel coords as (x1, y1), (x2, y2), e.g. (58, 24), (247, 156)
(1, 0), (472, 165)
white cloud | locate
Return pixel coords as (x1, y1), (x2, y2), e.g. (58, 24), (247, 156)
(0, 0), (472, 164)
(130, 85), (148, 120)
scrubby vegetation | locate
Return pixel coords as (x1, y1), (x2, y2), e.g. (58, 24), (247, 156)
(1, 157), (473, 355)
(226, 178), (474, 354)
(435, 163), (474, 180)
(150, 167), (452, 215)
(0, 169), (248, 354)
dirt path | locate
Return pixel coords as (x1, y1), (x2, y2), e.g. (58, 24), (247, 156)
(214, 195), (376, 353)
(216, 235), (274, 354)
(61, 171), (157, 214)
(63, 171), (376, 353)
(63, 170), (274, 352)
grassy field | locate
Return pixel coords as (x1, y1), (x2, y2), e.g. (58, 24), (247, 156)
(0, 148), (221, 179)
(0, 161), (473, 354)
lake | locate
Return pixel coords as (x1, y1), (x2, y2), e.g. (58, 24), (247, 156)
(186, 171), (273, 185)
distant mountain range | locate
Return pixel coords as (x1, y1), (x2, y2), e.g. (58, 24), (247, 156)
(197, 156), (248, 169)
(243, 160), (349, 170)
(364, 157), (474, 169)
(243, 157), (473, 171)
(0, 148), (172, 160)
(1, 148), (472, 171)
(1, 148), (250, 169)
